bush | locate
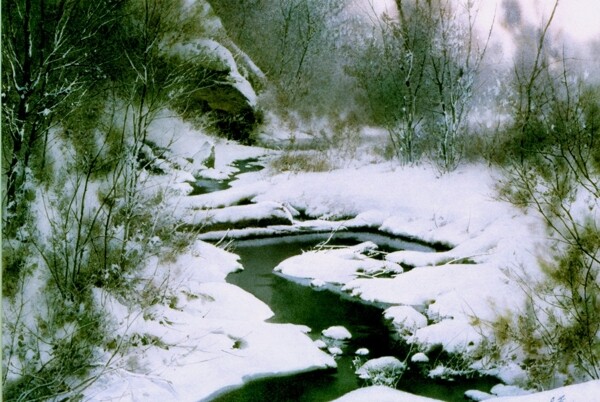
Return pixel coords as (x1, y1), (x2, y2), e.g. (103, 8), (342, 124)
(3, 285), (109, 402)
(488, 23), (600, 386)
(490, 229), (600, 388)
(270, 151), (332, 173)
(354, 356), (407, 387)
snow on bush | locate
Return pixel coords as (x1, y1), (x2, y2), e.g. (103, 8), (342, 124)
(355, 356), (407, 387)
(428, 364), (470, 380)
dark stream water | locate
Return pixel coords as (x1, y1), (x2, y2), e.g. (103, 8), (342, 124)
(189, 158), (264, 195)
(212, 232), (497, 402)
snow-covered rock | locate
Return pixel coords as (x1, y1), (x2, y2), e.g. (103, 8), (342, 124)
(170, 39), (257, 109)
(322, 326), (352, 340)
(411, 352), (430, 363)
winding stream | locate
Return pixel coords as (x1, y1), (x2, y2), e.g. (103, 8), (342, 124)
(212, 233), (497, 401)
(191, 158), (497, 400)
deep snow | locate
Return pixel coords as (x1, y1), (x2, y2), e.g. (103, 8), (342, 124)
(7, 0), (599, 400)
(66, 113), (597, 400)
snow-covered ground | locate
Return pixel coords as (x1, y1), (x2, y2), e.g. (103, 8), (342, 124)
(212, 162), (545, 362)
(83, 240), (336, 402)
(77, 115), (598, 400)
(333, 381), (600, 402)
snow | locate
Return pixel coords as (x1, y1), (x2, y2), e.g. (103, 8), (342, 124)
(12, 111), (597, 402)
(199, 162), (545, 362)
(169, 39), (258, 106)
(179, 181), (270, 210)
(322, 326), (352, 340)
(179, 200), (295, 227)
(147, 109), (270, 181)
(355, 356), (406, 380)
(490, 384), (533, 397)
(465, 389), (494, 401)
(428, 364), (469, 380)
(492, 380), (600, 401)
(14, 3), (598, 399)
(87, 320), (336, 401)
(411, 352), (430, 363)
(182, 161), (554, 385)
(82, 239), (336, 401)
(339, 261), (521, 351)
(333, 385), (443, 402)
(413, 319), (483, 354)
(23, 91), (591, 400)
(384, 306), (428, 339)
(311, 279), (327, 288)
(275, 241), (403, 285)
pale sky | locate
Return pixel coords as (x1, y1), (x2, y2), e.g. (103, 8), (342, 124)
(356, 0), (600, 63)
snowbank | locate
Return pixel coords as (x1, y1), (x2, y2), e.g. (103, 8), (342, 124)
(83, 240), (335, 401)
(239, 164), (545, 358)
(492, 380), (600, 401)
(147, 109), (270, 180)
(355, 356), (406, 381)
(333, 385), (443, 402)
(101, 111), (577, 400)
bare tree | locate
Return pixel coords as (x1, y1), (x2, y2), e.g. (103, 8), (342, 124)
(210, 0), (347, 112)
(426, 0), (492, 172)
(357, 0), (435, 164)
(1, 0), (123, 230)
(349, 0), (490, 168)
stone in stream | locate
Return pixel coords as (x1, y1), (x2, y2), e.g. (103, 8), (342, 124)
(322, 325), (352, 340)
(411, 352), (430, 363)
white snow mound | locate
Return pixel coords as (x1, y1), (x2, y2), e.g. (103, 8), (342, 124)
(322, 326), (352, 340)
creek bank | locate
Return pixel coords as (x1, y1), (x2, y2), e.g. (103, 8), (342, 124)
(180, 155), (549, 399)
(215, 233), (499, 401)
(99, 123), (552, 401)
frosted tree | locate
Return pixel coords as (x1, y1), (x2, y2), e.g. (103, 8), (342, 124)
(1, 0), (122, 232)
(427, 0), (491, 172)
(358, 0), (436, 164)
